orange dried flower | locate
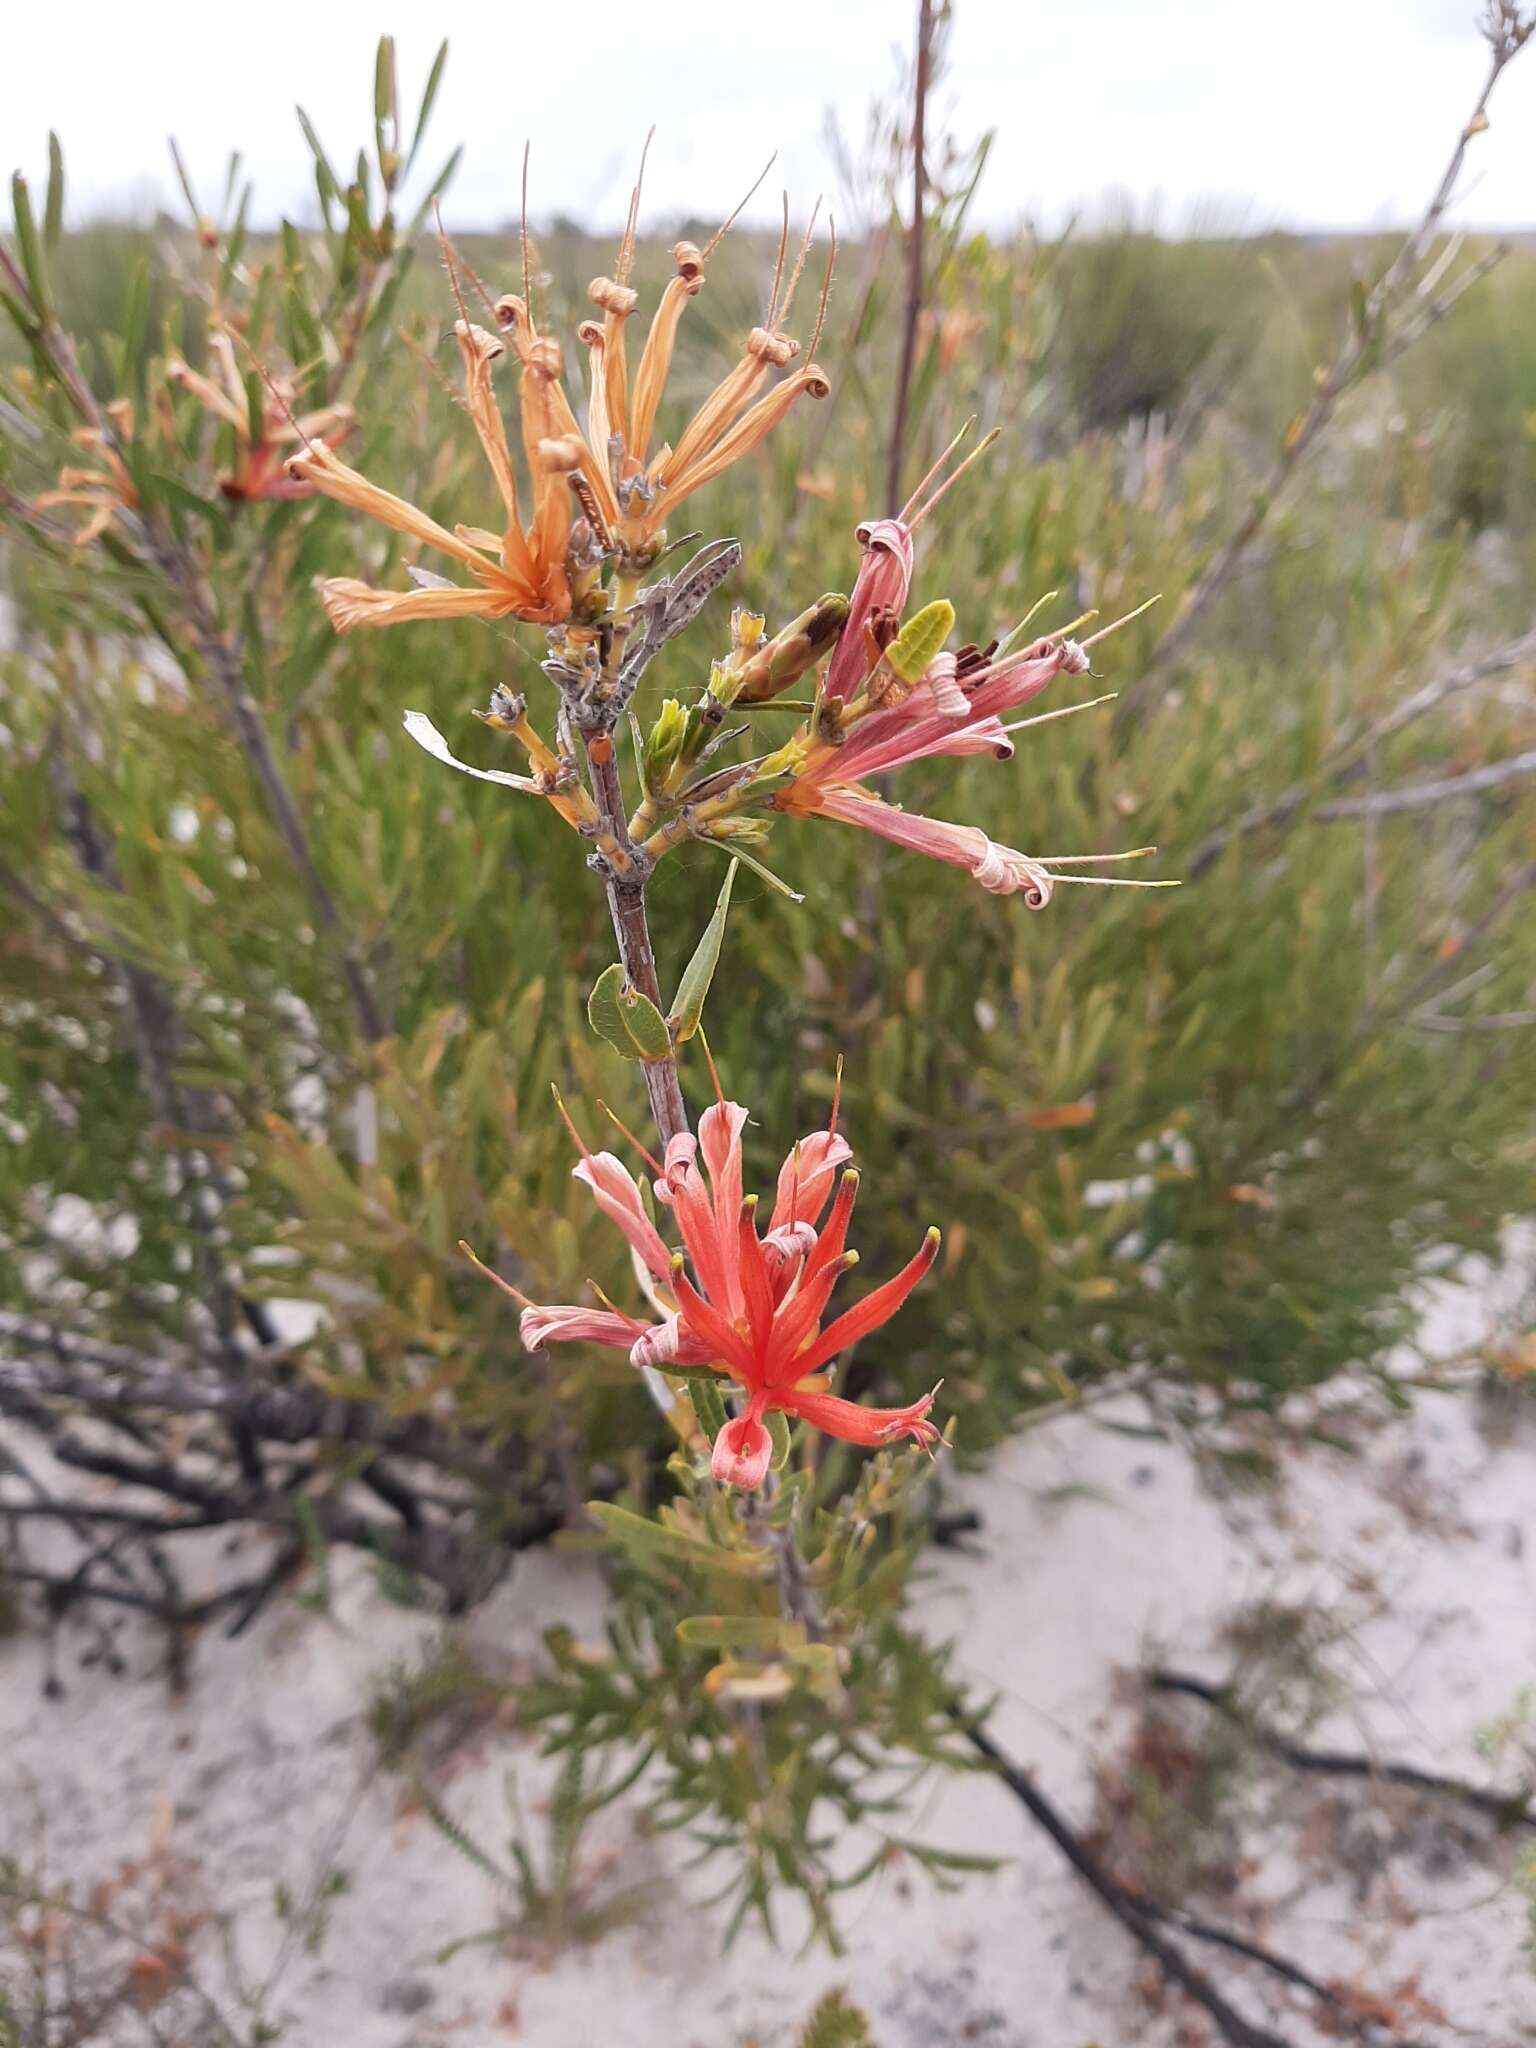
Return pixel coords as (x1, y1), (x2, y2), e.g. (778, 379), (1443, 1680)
(290, 170), (833, 636)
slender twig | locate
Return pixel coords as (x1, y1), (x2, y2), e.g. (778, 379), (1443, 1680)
(1186, 623), (1536, 876)
(1117, 16), (1532, 721)
(1390, 858), (1536, 1020)
(580, 728), (690, 1147)
(968, 1713), (1435, 2048)
(0, 1343), (510, 1486)
(1151, 1669), (1536, 1833)
(1413, 1007), (1536, 1033)
(885, 0), (934, 516)
(175, 578), (388, 1044)
(1127, 1893), (1430, 2048)
(964, 1722), (1292, 2048)
(1314, 746), (1536, 820)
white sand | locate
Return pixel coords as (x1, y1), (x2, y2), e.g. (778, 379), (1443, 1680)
(3, 1244), (1533, 2047)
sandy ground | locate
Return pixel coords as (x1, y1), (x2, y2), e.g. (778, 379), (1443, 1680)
(3, 1244), (1534, 2048)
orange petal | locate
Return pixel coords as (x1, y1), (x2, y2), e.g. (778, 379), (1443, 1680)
(317, 577), (505, 634)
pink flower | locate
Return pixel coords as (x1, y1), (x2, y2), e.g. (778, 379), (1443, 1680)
(521, 1303), (647, 1352)
(818, 635), (1084, 786)
(803, 787), (1055, 905)
(572, 1150), (673, 1280)
(474, 1096), (942, 1489)
(777, 602), (1169, 901)
(822, 517), (915, 703)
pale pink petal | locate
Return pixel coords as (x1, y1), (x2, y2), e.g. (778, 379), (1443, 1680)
(698, 1100), (750, 1232)
(573, 1152), (673, 1279)
(824, 516), (914, 702)
(926, 651), (970, 718)
(769, 1131), (854, 1232)
(519, 1303), (645, 1352)
(629, 1312), (721, 1373)
(809, 788), (1054, 907)
(763, 1219), (820, 1303)
(710, 1412), (774, 1489)
(652, 1130), (699, 1205)
(972, 839), (1055, 902)
(763, 1220), (818, 1261)
(964, 639), (1068, 721)
(836, 707), (1014, 778)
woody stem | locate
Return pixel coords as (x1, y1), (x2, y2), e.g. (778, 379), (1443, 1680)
(580, 728), (690, 1148)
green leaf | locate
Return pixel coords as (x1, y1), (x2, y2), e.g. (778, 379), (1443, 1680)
(885, 598), (955, 682)
(690, 1375), (730, 1442)
(586, 963), (672, 1062)
(619, 984), (672, 1061)
(586, 1503), (770, 1578)
(676, 1615), (805, 1651)
(0, 285), (36, 344)
(313, 158), (337, 231)
(221, 185), (252, 286)
(374, 35), (397, 126)
(295, 107), (342, 203)
(244, 369), (266, 450)
(587, 963), (634, 1058)
(9, 174), (50, 318)
(167, 137), (201, 222)
(374, 36), (399, 189)
(766, 1409), (793, 1473)
(406, 40), (450, 179)
(43, 133), (65, 252)
(710, 840), (804, 903)
(668, 859), (737, 1044)
(899, 1840), (1008, 1876)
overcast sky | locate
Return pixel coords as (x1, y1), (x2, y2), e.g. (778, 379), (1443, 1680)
(7, 1), (1536, 238)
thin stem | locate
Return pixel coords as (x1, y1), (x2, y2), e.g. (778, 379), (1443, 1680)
(885, 0), (934, 517)
(1116, 20), (1531, 724)
(1152, 1668), (1536, 1832)
(3, 278), (388, 1046)
(580, 728), (690, 1148)
(1185, 620), (1536, 878)
(176, 576), (388, 1044)
(965, 1720), (1292, 2048)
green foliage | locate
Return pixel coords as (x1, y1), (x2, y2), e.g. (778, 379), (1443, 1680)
(412, 1737), (652, 1957)
(668, 858), (738, 1042)
(587, 964), (672, 1063)
(797, 1988), (879, 2048)
(531, 1440), (989, 1948)
(3, 35), (1536, 1963)
(366, 1634), (510, 1769)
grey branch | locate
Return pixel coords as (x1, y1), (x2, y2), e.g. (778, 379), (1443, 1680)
(1186, 623), (1536, 876)
(1314, 747), (1536, 819)
(1118, 19), (1532, 719)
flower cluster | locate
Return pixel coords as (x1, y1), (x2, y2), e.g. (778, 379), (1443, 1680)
(32, 401), (139, 545)
(167, 332), (354, 502)
(469, 1097), (941, 1490)
(287, 197), (831, 635)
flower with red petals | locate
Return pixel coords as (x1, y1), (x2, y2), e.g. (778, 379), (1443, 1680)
(468, 1097), (942, 1490)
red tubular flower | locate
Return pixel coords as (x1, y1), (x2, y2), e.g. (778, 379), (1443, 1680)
(822, 517), (915, 703)
(477, 1098), (943, 1489)
(762, 416), (1174, 905)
